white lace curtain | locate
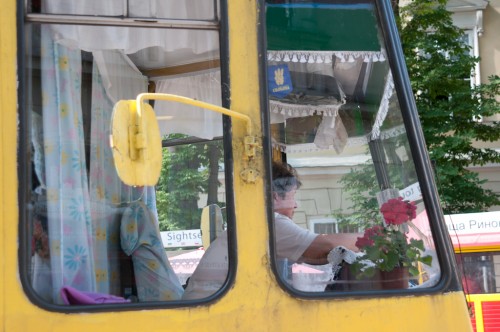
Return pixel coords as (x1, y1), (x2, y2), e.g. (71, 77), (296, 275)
(42, 0), (218, 55)
(153, 70), (223, 139)
(42, 0), (216, 20)
(40, 0), (223, 140)
(39, 0), (394, 146)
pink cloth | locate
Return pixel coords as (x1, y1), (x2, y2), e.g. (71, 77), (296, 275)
(61, 286), (130, 305)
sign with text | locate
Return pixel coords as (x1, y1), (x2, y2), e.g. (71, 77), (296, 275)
(161, 229), (202, 248)
(399, 182), (422, 202)
(445, 211), (500, 235)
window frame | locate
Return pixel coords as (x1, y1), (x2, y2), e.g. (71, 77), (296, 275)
(264, 0), (462, 298)
(18, 0), (237, 312)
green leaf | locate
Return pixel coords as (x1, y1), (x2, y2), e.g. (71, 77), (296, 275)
(409, 266), (420, 277)
(420, 255), (433, 266)
(385, 252), (400, 271)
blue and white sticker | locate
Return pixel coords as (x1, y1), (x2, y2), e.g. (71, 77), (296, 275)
(268, 64), (293, 99)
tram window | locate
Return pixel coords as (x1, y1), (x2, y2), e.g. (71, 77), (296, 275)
(22, 0), (233, 307)
(265, 0), (441, 293)
(456, 252), (500, 294)
(27, 0), (218, 20)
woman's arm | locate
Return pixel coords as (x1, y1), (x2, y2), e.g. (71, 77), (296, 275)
(301, 233), (362, 265)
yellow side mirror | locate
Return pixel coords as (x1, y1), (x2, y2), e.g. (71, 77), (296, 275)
(111, 93), (256, 187)
(110, 100), (162, 186)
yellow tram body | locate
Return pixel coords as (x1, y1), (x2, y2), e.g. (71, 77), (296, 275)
(0, 0), (473, 331)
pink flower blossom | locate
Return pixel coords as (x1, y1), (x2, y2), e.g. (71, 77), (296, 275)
(355, 236), (373, 248)
(355, 225), (385, 249)
(380, 197), (416, 225)
(352, 197), (432, 276)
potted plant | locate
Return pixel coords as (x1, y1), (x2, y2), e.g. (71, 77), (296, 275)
(349, 197), (433, 289)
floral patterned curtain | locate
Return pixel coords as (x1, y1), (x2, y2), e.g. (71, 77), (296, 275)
(39, 25), (96, 303)
(89, 53), (158, 296)
(33, 26), (175, 303)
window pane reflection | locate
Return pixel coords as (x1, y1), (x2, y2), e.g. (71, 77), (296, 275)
(266, 0), (440, 293)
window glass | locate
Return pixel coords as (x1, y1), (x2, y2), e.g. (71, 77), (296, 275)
(24, 17), (230, 306)
(456, 252), (500, 294)
(27, 0), (218, 20)
(266, 0), (441, 292)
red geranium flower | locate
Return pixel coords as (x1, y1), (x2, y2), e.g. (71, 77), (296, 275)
(380, 197), (416, 225)
(351, 197), (432, 278)
(355, 225), (385, 249)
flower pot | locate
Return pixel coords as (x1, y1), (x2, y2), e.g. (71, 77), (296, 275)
(327, 265), (410, 291)
(379, 267), (410, 290)
(328, 264), (382, 291)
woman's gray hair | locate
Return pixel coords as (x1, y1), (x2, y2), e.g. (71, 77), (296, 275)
(272, 162), (302, 198)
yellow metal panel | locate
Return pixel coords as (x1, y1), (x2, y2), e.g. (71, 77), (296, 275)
(455, 246), (500, 253)
(472, 298), (485, 332)
(0, 0), (17, 329)
(2, 0), (474, 331)
(5, 290), (473, 331)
